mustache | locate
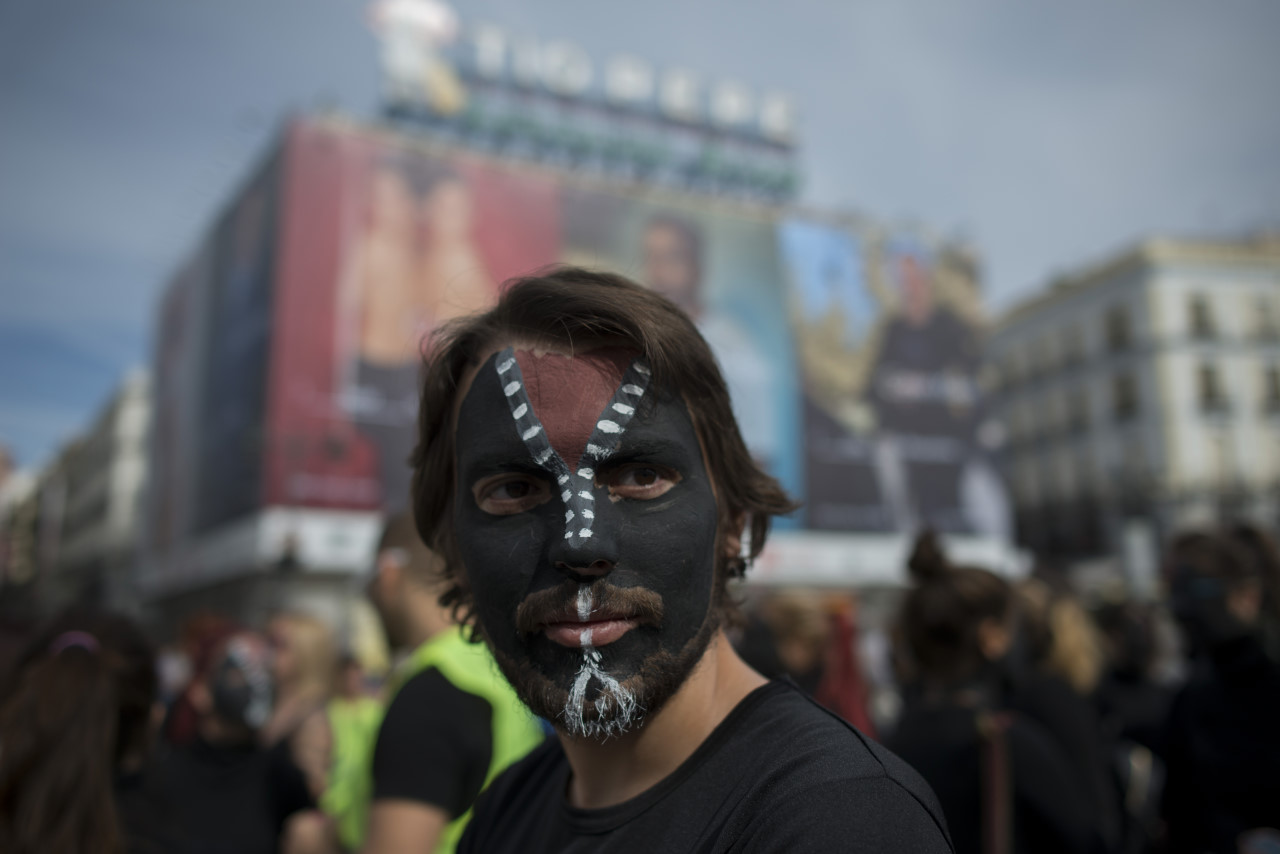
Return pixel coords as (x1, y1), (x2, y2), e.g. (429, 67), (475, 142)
(515, 579), (664, 637)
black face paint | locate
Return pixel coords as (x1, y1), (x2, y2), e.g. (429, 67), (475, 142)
(211, 635), (275, 733)
(453, 346), (721, 738)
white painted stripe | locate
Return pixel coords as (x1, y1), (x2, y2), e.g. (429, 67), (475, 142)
(535, 448), (554, 464)
(521, 425), (542, 440)
(558, 474), (570, 485)
(577, 586), (592, 621)
(578, 491), (594, 501)
(578, 528), (593, 538)
(586, 443), (610, 459)
(582, 509), (594, 520)
(497, 357), (516, 373)
(561, 490), (573, 503)
(504, 381), (521, 397)
(597, 420), (622, 433)
(577, 467), (594, 480)
(621, 384), (644, 396)
(580, 627), (593, 648)
(634, 363), (651, 375)
(565, 509), (575, 523)
(611, 403), (635, 415)
(512, 403), (528, 419)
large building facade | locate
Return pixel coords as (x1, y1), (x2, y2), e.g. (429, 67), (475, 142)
(988, 235), (1280, 567)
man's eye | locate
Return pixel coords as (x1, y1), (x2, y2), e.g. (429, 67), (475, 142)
(604, 464), (680, 500)
(473, 475), (551, 515)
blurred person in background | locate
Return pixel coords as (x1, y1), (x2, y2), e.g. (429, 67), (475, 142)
(361, 511), (545, 854)
(0, 607), (172, 854)
(287, 511), (546, 854)
(1093, 599), (1171, 854)
(163, 611), (238, 747)
(264, 611), (341, 803)
(889, 531), (1102, 854)
(314, 653), (384, 850)
(1160, 529), (1280, 853)
(1014, 578), (1121, 852)
(150, 627), (308, 853)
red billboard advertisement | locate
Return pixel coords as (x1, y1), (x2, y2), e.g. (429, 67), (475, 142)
(264, 120), (561, 512)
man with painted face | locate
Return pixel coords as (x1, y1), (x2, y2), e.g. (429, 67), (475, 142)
(410, 267), (953, 853)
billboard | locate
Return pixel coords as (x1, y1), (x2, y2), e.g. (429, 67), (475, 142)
(265, 121), (560, 512)
(778, 219), (1009, 537)
(154, 116), (1008, 554)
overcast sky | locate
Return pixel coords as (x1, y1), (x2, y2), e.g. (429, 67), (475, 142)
(2, 0), (1278, 469)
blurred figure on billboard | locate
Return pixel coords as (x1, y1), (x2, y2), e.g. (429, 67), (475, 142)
(0, 608), (171, 854)
(1161, 529), (1280, 854)
(340, 153), (494, 511)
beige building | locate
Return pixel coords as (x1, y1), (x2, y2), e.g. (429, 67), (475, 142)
(987, 234), (1280, 566)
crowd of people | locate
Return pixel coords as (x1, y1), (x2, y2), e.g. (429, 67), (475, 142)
(1, 268), (1278, 853)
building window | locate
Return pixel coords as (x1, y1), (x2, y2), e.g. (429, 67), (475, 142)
(1265, 365), (1280, 412)
(1198, 362), (1229, 413)
(1106, 306), (1132, 353)
(1189, 294), (1216, 340)
(1112, 372), (1138, 421)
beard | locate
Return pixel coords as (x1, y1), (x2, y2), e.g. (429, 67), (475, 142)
(478, 579), (721, 741)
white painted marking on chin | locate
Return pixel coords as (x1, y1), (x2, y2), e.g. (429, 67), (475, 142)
(611, 403), (635, 416)
(522, 425), (542, 440)
(621, 384), (644, 396)
(597, 420), (622, 434)
(512, 403), (528, 419)
(577, 467), (594, 480)
(496, 357), (516, 374)
(562, 647), (639, 740)
(504, 381), (521, 397)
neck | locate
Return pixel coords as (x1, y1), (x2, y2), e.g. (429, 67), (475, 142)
(558, 630), (766, 810)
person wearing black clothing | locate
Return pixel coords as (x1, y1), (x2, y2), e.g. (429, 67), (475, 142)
(151, 629), (305, 854)
(1161, 530), (1280, 854)
(889, 532), (1102, 854)
(463, 680), (949, 853)
(370, 668), (494, 824)
(410, 269), (953, 852)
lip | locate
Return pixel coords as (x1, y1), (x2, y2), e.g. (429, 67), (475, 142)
(544, 618), (638, 648)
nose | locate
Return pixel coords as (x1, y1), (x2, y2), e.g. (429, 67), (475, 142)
(553, 558), (615, 584)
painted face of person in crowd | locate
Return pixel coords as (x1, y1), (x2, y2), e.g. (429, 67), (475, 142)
(452, 343), (722, 738)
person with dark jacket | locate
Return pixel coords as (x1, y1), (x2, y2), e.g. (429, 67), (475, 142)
(889, 532), (1104, 854)
(1161, 529), (1280, 853)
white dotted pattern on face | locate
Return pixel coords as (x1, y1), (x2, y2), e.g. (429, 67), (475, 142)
(493, 348), (652, 546)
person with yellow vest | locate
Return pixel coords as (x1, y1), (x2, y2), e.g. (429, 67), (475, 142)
(354, 512), (545, 854)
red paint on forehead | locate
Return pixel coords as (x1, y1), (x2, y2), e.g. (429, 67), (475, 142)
(514, 348), (637, 472)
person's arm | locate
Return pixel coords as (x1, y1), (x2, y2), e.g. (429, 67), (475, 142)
(362, 801), (450, 854)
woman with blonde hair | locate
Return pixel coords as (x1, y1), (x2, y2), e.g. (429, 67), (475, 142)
(264, 613), (340, 806)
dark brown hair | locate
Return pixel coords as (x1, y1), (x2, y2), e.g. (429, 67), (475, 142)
(410, 266), (797, 630)
(897, 530), (1014, 686)
(0, 609), (157, 854)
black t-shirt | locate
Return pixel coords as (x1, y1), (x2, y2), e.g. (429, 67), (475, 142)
(372, 666), (494, 817)
(459, 680), (953, 853)
(148, 737), (292, 854)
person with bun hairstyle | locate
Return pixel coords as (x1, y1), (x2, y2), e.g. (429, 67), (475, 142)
(1161, 528), (1280, 854)
(0, 608), (171, 854)
(888, 531), (1102, 854)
